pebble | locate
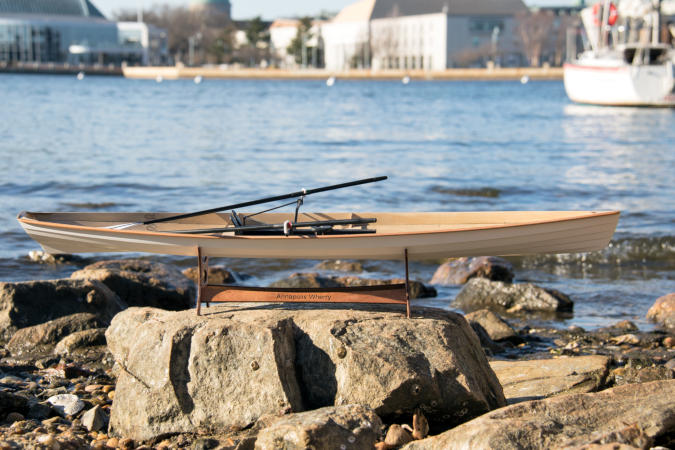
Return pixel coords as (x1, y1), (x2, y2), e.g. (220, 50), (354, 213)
(47, 394), (85, 417)
(119, 437), (135, 449)
(612, 334), (641, 345)
(105, 437), (119, 448)
(664, 336), (674, 348)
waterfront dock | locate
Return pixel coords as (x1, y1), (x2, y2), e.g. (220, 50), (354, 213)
(122, 65), (563, 81)
(0, 61), (122, 76)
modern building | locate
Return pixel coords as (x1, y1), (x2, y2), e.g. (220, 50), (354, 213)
(322, 0), (528, 71)
(0, 0), (168, 66)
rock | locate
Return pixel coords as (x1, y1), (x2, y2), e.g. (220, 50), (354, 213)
(453, 278), (573, 315)
(71, 259), (194, 310)
(464, 309), (519, 342)
(384, 424), (413, 447)
(271, 273), (436, 299)
(467, 321), (504, 355)
(0, 279), (123, 342)
(402, 380), (675, 449)
(430, 256), (514, 285)
(193, 438), (220, 450)
(270, 273), (342, 289)
(611, 334), (641, 345)
(4, 412), (24, 423)
(27, 250), (89, 265)
(182, 266), (236, 285)
(665, 359), (675, 371)
(315, 260), (365, 273)
(106, 306), (505, 441)
(6, 313), (105, 356)
(81, 406), (108, 432)
(610, 365), (674, 386)
(647, 293), (675, 330)
(53, 328), (107, 355)
(0, 391), (28, 419)
(26, 400), (52, 420)
(106, 308), (303, 441)
(602, 320), (639, 332)
(489, 355), (610, 403)
(47, 394), (84, 417)
(336, 276), (437, 299)
(254, 404), (382, 450)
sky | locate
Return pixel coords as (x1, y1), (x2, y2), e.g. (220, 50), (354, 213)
(95, 0), (576, 20)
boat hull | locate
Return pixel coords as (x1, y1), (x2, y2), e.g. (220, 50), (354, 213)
(564, 62), (675, 107)
(17, 211), (620, 261)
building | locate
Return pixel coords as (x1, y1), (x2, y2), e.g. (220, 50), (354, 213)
(0, 0), (168, 66)
(117, 22), (169, 66)
(322, 0), (375, 70)
(269, 19), (325, 68)
(189, 0), (231, 18)
(322, 0), (528, 71)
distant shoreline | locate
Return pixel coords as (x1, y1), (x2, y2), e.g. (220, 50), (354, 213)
(0, 62), (563, 81)
(122, 66), (563, 81)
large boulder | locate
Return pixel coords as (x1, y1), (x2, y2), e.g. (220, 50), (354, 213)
(453, 278), (573, 315)
(403, 380), (675, 449)
(254, 404), (382, 450)
(431, 256), (514, 285)
(106, 306), (505, 441)
(271, 273), (436, 299)
(71, 259), (194, 310)
(0, 279), (124, 342)
(6, 312), (105, 356)
(489, 355), (610, 404)
(647, 293), (675, 330)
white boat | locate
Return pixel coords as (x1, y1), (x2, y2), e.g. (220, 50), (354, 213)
(17, 210), (620, 261)
(564, 0), (675, 106)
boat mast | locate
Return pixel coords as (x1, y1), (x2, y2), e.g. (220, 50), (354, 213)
(653, 0), (662, 44)
(601, 0), (612, 48)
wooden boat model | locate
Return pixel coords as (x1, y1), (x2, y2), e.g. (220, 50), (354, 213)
(17, 210), (620, 261)
(16, 177), (620, 317)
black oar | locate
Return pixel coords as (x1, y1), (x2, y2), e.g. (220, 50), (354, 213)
(168, 217), (377, 235)
(108, 176), (387, 230)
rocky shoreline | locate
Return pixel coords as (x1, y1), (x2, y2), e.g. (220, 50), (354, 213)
(0, 256), (672, 449)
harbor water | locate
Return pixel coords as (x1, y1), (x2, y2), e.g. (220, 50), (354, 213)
(0, 74), (673, 329)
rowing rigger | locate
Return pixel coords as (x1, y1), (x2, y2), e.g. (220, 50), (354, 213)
(109, 175), (387, 232)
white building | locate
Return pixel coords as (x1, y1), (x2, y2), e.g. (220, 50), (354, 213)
(322, 0), (375, 70)
(269, 19), (324, 68)
(323, 0), (528, 71)
(117, 22), (169, 66)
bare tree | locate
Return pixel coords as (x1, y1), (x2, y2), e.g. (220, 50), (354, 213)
(114, 5), (232, 65)
(452, 43), (494, 67)
(515, 10), (555, 67)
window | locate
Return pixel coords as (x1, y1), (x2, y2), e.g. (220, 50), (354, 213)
(469, 19), (504, 34)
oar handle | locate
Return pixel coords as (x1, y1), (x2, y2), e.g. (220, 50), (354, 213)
(142, 176), (387, 226)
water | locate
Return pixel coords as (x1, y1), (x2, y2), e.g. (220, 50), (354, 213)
(1, 74), (673, 329)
